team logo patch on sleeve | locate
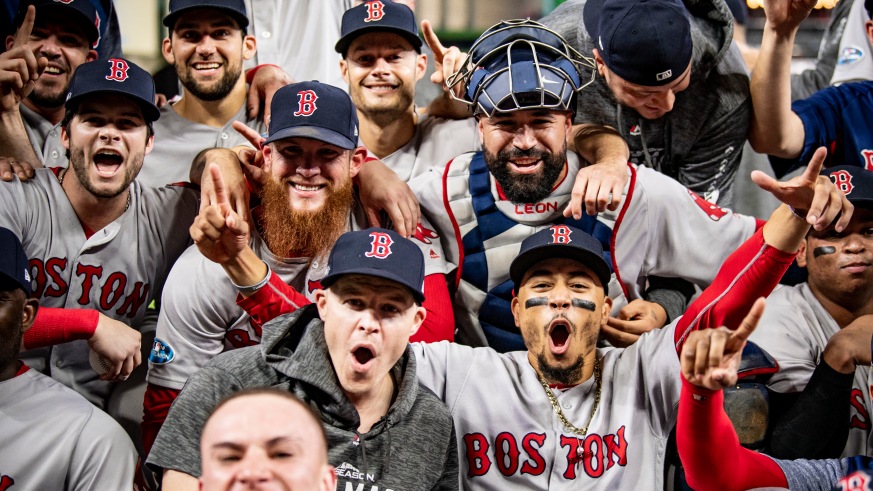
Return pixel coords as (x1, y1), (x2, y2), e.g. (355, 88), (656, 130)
(149, 338), (175, 364)
(838, 46), (864, 66)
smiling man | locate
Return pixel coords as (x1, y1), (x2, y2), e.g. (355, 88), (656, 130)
(541, 0), (750, 206)
(0, 0), (99, 168)
(142, 80), (452, 457)
(147, 228), (458, 491)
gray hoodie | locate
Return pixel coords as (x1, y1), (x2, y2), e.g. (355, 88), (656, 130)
(541, 0), (750, 206)
(147, 305), (459, 490)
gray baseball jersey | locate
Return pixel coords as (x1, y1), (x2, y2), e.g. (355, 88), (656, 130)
(418, 151), (758, 346)
(748, 283), (873, 457)
(20, 104), (67, 168)
(411, 323), (681, 490)
(0, 169), (199, 406)
(147, 207), (450, 391)
(0, 366), (136, 491)
(137, 104), (263, 187)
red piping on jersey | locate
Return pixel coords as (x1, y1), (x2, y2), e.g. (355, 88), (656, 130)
(14, 363), (29, 377)
(442, 157), (465, 289)
(609, 163), (636, 299)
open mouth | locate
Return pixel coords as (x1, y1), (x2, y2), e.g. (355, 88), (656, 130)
(365, 83), (399, 94)
(509, 158), (542, 175)
(43, 66), (63, 75)
(193, 62), (221, 71)
(289, 182), (327, 194)
(93, 151), (123, 177)
(548, 319), (572, 355)
(351, 346), (376, 371)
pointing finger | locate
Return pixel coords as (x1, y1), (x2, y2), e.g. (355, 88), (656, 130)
(421, 20), (446, 62)
(726, 297), (766, 353)
(800, 147), (827, 184)
(232, 120), (265, 150)
(14, 6), (36, 49)
(210, 163), (230, 209)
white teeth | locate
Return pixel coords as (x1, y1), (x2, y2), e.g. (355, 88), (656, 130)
(293, 184), (321, 192)
(194, 63), (220, 69)
(44, 67), (61, 74)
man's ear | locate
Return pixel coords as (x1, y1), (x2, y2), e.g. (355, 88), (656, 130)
(409, 305), (426, 337)
(796, 239), (808, 268)
(340, 59), (350, 85)
(161, 37), (175, 65)
(314, 289), (328, 318)
(144, 134), (155, 156)
(600, 296), (613, 327)
(511, 296), (521, 327)
(243, 35), (257, 61)
(866, 19), (873, 46)
(5, 35), (14, 52)
(20, 298), (39, 333)
(61, 124), (71, 151)
(592, 48), (606, 77)
(261, 143), (274, 174)
(477, 117), (486, 147)
(348, 147), (368, 179)
(86, 49), (98, 62)
(414, 53), (427, 82)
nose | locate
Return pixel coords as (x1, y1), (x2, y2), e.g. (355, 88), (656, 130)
(235, 451), (271, 484)
(98, 124), (121, 142)
(195, 35), (218, 57)
(843, 233), (868, 253)
(295, 161), (321, 178)
(650, 90), (676, 113)
(371, 56), (391, 76)
(357, 309), (381, 334)
(512, 125), (537, 151)
(549, 285), (571, 310)
(37, 35), (62, 58)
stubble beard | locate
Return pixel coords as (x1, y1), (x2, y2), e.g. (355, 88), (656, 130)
(68, 145), (142, 199)
(259, 175), (355, 259)
(484, 142), (567, 204)
(354, 82), (414, 128)
(529, 314), (599, 386)
(177, 57), (242, 102)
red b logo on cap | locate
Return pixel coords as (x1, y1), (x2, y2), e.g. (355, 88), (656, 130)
(105, 58), (129, 82)
(829, 170), (854, 195)
(364, 1), (385, 22)
(365, 232), (393, 259)
(550, 225), (572, 244)
(294, 90), (318, 116)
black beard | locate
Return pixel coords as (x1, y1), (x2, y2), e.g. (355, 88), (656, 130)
(537, 352), (585, 386)
(484, 143), (566, 204)
(28, 88), (67, 109)
(177, 63), (241, 102)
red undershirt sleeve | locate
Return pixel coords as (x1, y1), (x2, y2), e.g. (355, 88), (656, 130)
(141, 383), (182, 457)
(673, 227), (796, 352)
(23, 308), (100, 350)
(237, 271), (311, 328)
(678, 377), (788, 491)
(411, 274), (454, 343)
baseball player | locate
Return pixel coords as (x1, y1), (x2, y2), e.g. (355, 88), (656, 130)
(192, 147), (851, 488)
(148, 228), (458, 491)
(142, 81), (452, 455)
(745, 165), (873, 459)
(749, 0), (873, 176)
(0, 227), (137, 490)
(540, 0), (750, 206)
(139, 0), (268, 188)
(677, 299), (873, 491)
(0, 56), (248, 410)
(198, 389), (337, 491)
(416, 20), (762, 350)
(0, 0), (99, 168)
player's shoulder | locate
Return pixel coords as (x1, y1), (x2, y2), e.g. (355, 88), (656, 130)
(11, 369), (101, 422)
(164, 244), (236, 295)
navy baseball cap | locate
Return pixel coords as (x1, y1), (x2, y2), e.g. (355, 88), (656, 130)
(0, 228), (32, 296)
(264, 81), (359, 149)
(65, 58), (161, 122)
(583, 0), (693, 86)
(163, 0), (249, 30)
(335, 0), (423, 56)
(321, 228), (426, 304)
(510, 225), (610, 295)
(824, 166), (873, 207)
(14, 0), (99, 44)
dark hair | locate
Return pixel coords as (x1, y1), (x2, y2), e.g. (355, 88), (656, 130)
(204, 388), (328, 449)
(867, 0), (873, 20)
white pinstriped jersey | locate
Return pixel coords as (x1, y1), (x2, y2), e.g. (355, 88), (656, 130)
(417, 151), (758, 347)
(0, 169), (199, 406)
(147, 207), (450, 391)
(0, 367), (137, 490)
(748, 283), (873, 457)
(412, 321), (682, 490)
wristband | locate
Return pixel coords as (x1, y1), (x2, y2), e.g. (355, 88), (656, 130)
(245, 64), (281, 85)
(231, 263), (272, 294)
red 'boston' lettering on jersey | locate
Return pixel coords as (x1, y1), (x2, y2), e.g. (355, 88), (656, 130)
(29, 258), (47, 298)
(76, 264), (103, 305)
(224, 316), (264, 349)
(0, 475), (14, 491)
(835, 471), (870, 491)
(850, 389), (870, 430)
(463, 433), (491, 477)
(687, 189), (729, 221)
(464, 428), (628, 480)
(100, 272), (128, 310)
(44, 257), (68, 298)
(519, 433), (547, 476)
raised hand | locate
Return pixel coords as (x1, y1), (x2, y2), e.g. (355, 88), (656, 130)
(752, 146), (853, 231)
(762, 0), (818, 35)
(421, 20), (464, 96)
(0, 6), (46, 113)
(190, 164), (250, 265)
(601, 299), (668, 347)
(245, 65), (294, 125)
(681, 298), (766, 391)
(232, 120), (268, 195)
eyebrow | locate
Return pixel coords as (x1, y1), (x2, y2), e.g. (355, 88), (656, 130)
(175, 19), (237, 31)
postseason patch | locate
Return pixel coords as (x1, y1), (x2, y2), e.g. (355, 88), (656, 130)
(149, 338), (175, 364)
(838, 46), (865, 66)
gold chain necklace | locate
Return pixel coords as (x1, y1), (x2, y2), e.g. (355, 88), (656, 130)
(538, 355), (602, 462)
